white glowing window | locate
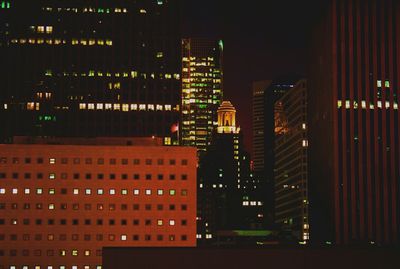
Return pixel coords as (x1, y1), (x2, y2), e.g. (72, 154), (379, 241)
(131, 104), (138, 110)
(12, 188), (18, 194)
(97, 189), (104, 195)
(156, 104), (163, 111)
(242, 201), (249, 206)
(48, 204), (55, 210)
(157, 189), (163, 195)
(46, 26), (53, 33)
(165, 105), (172, 111)
(133, 189), (140, 195)
(206, 234), (212, 239)
(109, 189), (116, 195)
(302, 140), (308, 147)
(49, 173), (55, 179)
(105, 103), (112, 110)
(145, 189), (151, 195)
(121, 235), (127, 241)
(79, 103), (86, 110)
(169, 220), (175, 226)
(36, 188), (43, 194)
(49, 188), (55, 194)
(169, 189), (176, 196)
(139, 104), (146, 111)
(0, 188), (5, 194)
(96, 103), (104, 110)
(73, 189), (79, 195)
(88, 103), (95, 110)
(24, 188), (30, 194)
(49, 158), (56, 164)
(72, 250), (78, 256)
(85, 189), (91, 195)
(121, 189), (128, 195)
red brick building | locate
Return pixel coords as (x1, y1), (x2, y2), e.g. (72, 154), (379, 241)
(0, 138), (197, 269)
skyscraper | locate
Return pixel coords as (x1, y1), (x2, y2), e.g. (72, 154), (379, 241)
(252, 80), (271, 173)
(0, 1), (181, 143)
(197, 101), (259, 243)
(181, 38), (223, 153)
(274, 79), (309, 243)
(309, 0), (400, 245)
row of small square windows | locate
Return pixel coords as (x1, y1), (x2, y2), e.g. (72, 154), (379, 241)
(0, 203), (188, 211)
(0, 188), (188, 196)
(0, 157), (189, 166)
(0, 172), (188, 180)
(0, 233), (187, 242)
(0, 218), (189, 226)
(4, 266), (101, 269)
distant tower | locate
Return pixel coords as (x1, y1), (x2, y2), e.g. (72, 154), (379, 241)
(217, 101), (239, 134)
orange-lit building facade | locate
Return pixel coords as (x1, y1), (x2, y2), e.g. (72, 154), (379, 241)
(0, 140), (197, 269)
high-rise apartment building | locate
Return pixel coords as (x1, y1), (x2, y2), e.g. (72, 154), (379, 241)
(181, 38), (223, 153)
(309, 0), (399, 245)
(274, 79), (309, 243)
(0, 1), (181, 143)
(0, 137), (197, 269)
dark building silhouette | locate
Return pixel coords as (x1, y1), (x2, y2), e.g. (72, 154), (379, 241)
(309, 0), (400, 245)
(197, 101), (261, 244)
(0, 1), (181, 143)
(274, 79), (309, 243)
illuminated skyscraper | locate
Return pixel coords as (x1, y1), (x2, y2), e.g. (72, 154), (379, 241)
(309, 0), (400, 245)
(0, 1), (181, 143)
(181, 38), (223, 153)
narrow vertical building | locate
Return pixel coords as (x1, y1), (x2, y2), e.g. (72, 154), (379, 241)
(274, 79), (309, 243)
(309, 0), (400, 245)
(181, 38), (223, 153)
(0, 1), (181, 143)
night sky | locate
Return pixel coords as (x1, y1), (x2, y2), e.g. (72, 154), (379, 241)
(182, 0), (325, 154)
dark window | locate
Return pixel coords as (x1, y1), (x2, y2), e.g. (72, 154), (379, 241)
(25, 158), (31, 164)
(181, 235), (188, 241)
(181, 204), (188, 211)
(35, 219), (42, 225)
(72, 219), (79, 225)
(121, 204), (128, 210)
(169, 159), (176, 165)
(60, 204), (67, 210)
(23, 219), (30, 225)
(145, 204), (151, 210)
(10, 249), (17, 256)
(110, 174), (116, 180)
(145, 174), (152, 180)
(73, 158), (80, 164)
(85, 173), (92, 179)
(47, 250), (54, 256)
(12, 157), (19, 164)
(97, 158), (104, 165)
(157, 204), (163, 211)
(133, 219), (139, 225)
(61, 158), (68, 164)
(73, 204), (79, 210)
(109, 219), (115, 225)
(34, 234), (42, 241)
(23, 203), (30, 209)
(181, 174), (188, 180)
(133, 204), (139, 210)
(61, 188), (67, 194)
(0, 219), (4, 225)
(11, 203), (17, 209)
(85, 219), (91, 225)
(122, 159), (128, 165)
(181, 220), (187, 226)
(37, 158), (44, 164)
(10, 234), (17, 240)
(97, 174), (104, 180)
(145, 219), (151, 226)
(169, 174), (176, 180)
(145, 159), (152, 165)
(37, 173), (43, 179)
(84, 204), (91, 210)
(97, 219), (103, 225)
(181, 159), (188, 165)
(96, 234), (103, 241)
(145, 235), (151, 241)
(134, 174), (140, 180)
(12, 173), (18, 179)
(73, 173), (80, 179)
(59, 234), (67, 241)
(61, 173), (67, 179)
(109, 204), (116, 210)
(133, 159), (140, 165)
(121, 219), (127, 225)
(133, 235), (139, 241)
(0, 173), (5, 179)
(121, 174), (128, 180)
(157, 159), (164, 165)
(110, 158), (116, 165)
(72, 234), (79, 241)
(60, 219), (67, 225)
(0, 203), (4, 209)
(157, 235), (163, 241)
(169, 204), (176, 211)
(158, 174), (164, 180)
(22, 249), (29, 256)
(84, 234), (91, 241)
(48, 219), (55, 225)
(85, 158), (92, 164)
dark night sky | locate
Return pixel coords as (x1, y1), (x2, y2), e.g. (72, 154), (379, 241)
(182, 0), (325, 155)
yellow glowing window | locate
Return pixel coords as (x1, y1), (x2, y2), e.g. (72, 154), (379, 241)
(97, 39), (104, 45)
(88, 103), (95, 110)
(27, 102), (35, 110)
(140, 9), (147, 13)
(46, 26), (53, 33)
(131, 104), (138, 111)
(113, 104), (120, 110)
(139, 104), (146, 111)
(105, 104), (112, 110)
(106, 40), (113, 46)
(157, 220), (163, 226)
(122, 104), (129, 112)
(37, 26), (45, 33)
(89, 39), (96, 45)
(165, 105), (172, 111)
(72, 39), (79, 45)
(156, 105), (163, 111)
(84, 250), (90, 256)
(72, 250), (78, 256)
(148, 104), (155, 111)
(79, 103), (86, 110)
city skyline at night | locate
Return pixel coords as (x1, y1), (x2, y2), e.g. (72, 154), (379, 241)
(1, 0), (399, 269)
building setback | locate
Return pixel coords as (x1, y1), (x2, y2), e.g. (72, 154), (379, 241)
(0, 1), (181, 143)
(0, 138), (197, 269)
(181, 38), (223, 153)
(274, 79), (309, 243)
(309, 0), (400, 245)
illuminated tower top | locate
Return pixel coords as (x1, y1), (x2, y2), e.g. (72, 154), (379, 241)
(217, 101), (240, 134)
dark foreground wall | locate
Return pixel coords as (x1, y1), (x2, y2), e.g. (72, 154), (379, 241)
(103, 247), (399, 269)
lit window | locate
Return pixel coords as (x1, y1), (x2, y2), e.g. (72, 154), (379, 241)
(145, 189), (151, 195)
(36, 188), (43, 194)
(24, 188), (30, 194)
(73, 189), (79, 195)
(109, 189), (116, 195)
(157, 220), (163, 226)
(97, 189), (104, 195)
(157, 189), (163, 195)
(72, 250), (78, 256)
(169, 220), (175, 226)
(49, 173), (55, 179)
(133, 189), (139, 195)
(169, 189), (176, 196)
(49, 158), (56, 164)
(48, 204), (55, 210)
(12, 188), (18, 194)
(121, 235), (127, 241)
(85, 189), (91, 195)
